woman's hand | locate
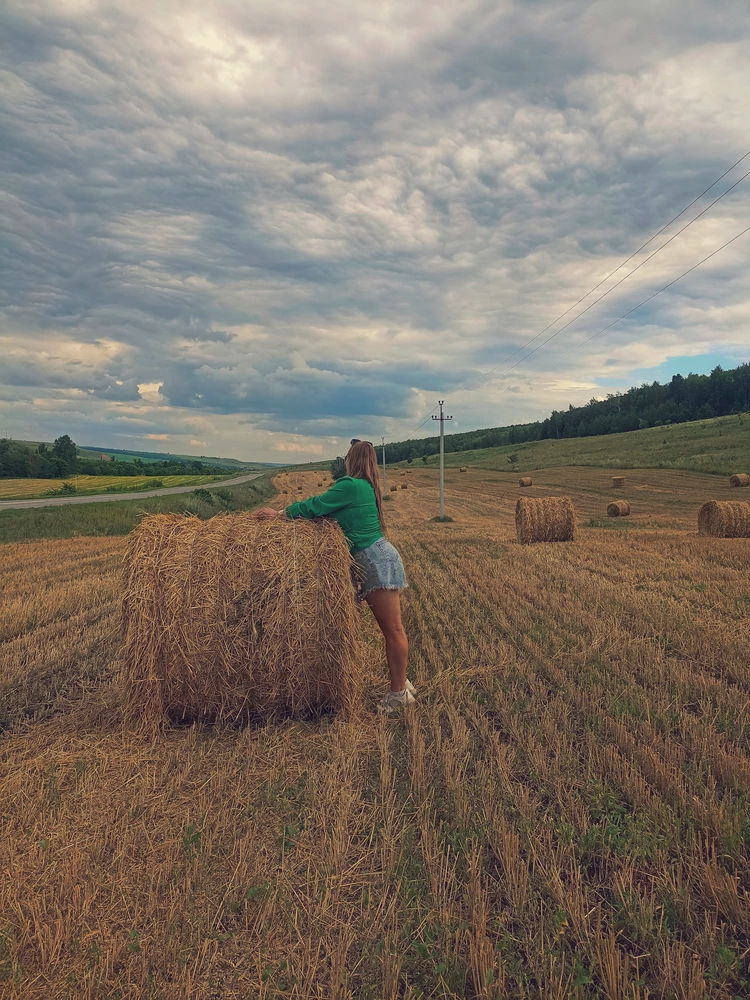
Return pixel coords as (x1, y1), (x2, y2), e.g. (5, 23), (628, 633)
(256, 507), (281, 520)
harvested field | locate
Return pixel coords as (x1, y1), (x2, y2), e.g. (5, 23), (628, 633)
(1, 466), (750, 998)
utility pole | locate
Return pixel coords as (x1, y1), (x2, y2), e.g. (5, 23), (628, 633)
(432, 400), (452, 519)
(381, 436), (387, 494)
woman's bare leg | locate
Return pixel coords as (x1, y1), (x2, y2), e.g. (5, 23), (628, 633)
(365, 588), (408, 693)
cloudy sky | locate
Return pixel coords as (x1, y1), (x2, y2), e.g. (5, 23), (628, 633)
(1, 1), (749, 462)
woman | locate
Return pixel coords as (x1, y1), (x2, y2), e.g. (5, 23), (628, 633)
(257, 441), (414, 713)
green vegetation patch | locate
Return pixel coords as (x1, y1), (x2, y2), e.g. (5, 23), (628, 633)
(0, 476), (276, 544)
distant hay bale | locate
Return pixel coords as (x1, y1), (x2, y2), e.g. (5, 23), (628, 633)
(390, 485), (398, 492)
(400, 472), (406, 476)
(459, 467), (467, 472)
(607, 499), (631, 517)
(121, 514), (364, 727)
(516, 496), (576, 544)
(400, 483), (408, 490)
(612, 476), (626, 488)
(698, 501), (750, 538)
(519, 476), (533, 487)
(730, 473), (750, 487)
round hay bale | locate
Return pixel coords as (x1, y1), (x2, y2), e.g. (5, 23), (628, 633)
(611, 476), (626, 488)
(698, 501), (750, 538)
(607, 499), (630, 517)
(121, 514), (364, 727)
(729, 473), (750, 487)
(459, 467), (467, 472)
(519, 476), (532, 487)
(400, 472), (406, 476)
(515, 496), (576, 544)
(390, 485), (398, 492)
(400, 483), (408, 490)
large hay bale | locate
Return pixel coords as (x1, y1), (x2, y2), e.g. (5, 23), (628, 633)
(390, 485), (398, 492)
(698, 501), (750, 538)
(459, 467), (467, 472)
(612, 476), (626, 488)
(121, 514), (363, 727)
(519, 476), (533, 487)
(729, 473), (750, 487)
(516, 497), (576, 544)
(607, 499), (630, 517)
(400, 483), (408, 490)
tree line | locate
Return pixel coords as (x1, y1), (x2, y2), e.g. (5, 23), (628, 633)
(383, 363), (750, 463)
(0, 435), (230, 479)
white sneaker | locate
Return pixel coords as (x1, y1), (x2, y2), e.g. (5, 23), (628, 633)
(378, 688), (416, 714)
(405, 679), (417, 696)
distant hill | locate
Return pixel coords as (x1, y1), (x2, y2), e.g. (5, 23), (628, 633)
(385, 361), (750, 462)
(79, 446), (279, 469)
(410, 411), (750, 477)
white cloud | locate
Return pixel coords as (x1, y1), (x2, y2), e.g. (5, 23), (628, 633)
(1, 0), (749, 461)
(272, 440), (324, 455)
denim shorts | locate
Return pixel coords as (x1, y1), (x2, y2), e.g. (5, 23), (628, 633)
(352, 537), (407, 596)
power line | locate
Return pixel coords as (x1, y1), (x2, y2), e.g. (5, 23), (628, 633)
(407, 149), (750, 434)
(458, 150), (750, 397)
(472, 222), (750, 403)
(459, 165), (750, 394)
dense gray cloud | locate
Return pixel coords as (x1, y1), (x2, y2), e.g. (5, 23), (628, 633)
(1, 0), (749, 460)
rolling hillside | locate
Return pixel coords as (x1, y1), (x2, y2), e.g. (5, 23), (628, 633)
(409, 413), (750, 477)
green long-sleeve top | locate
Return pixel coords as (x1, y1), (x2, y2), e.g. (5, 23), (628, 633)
(284, 476), (383, 552)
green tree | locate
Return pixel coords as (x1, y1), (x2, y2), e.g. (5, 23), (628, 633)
(51, 435), (77, 474)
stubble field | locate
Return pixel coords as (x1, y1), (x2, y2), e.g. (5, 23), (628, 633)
(0, 468), (748, 999)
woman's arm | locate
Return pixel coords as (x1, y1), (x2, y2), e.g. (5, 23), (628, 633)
(285, 478), (354, 520)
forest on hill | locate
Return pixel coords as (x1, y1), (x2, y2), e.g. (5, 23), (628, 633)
(385, 362), (750, 462)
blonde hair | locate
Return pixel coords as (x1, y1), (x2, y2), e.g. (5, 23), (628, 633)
(345, 441), (385, 530)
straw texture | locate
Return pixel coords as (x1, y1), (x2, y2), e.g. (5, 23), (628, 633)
(612, 476), (626, 488)
(519, 477), (533, 487)
(729, 473), (750, 487)
(607, 500), (631, 517)
(515, 497), (576, 544)
(698, 501), (750, 538)
(121, 514), (364, 727)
